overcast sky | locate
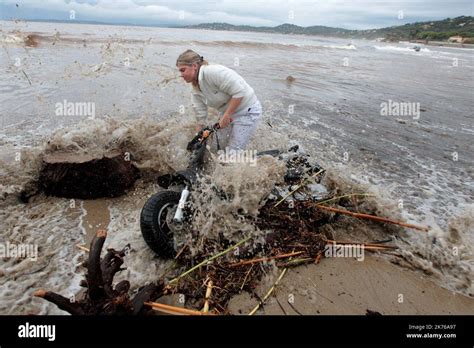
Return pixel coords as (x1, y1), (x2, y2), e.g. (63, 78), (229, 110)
(0, 0), (472, 29)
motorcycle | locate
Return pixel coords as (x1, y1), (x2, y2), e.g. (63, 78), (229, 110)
(140, 124), (323, 258)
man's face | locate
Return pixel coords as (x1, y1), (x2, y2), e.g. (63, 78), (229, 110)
(178, 63), (198, 83)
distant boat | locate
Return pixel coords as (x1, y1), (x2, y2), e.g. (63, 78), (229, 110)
(413, 45), (421, 52)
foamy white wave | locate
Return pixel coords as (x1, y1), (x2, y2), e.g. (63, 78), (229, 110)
(1, 33), (24, 44)
(324, 44), (357, 50)
(436, 45), (474, 51)
(43, 116), (194, 174)
(396, 204), (474, 296)
(104, 184), (176, 288)
(188, 155), (286, 249)
(0, 197), (85, 314)
(373, 45), (431, 53)
(461, 127), (474, 134)
(321, 166), (474, 297)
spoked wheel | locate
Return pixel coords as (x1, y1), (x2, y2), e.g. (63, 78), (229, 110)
(140, 190), (187, 258)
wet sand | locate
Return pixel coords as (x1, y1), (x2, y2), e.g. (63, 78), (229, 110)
(81, 199), (111, 245)
(228, 255), (474, 315)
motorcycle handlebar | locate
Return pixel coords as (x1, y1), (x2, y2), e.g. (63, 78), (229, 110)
(187, 123), (220, 151)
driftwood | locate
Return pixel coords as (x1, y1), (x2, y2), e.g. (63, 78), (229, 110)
(314, 204), (430, 232)
(144, 301), (214, 315)
(34, 230), (163, 315)
(37, 151), (139, 199)
(228, 251), (304, 268)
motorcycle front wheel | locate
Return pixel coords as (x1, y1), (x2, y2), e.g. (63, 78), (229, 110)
(140, 190), (181, 258)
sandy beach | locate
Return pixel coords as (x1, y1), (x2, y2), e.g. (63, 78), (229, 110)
(229, 255), (474, 315)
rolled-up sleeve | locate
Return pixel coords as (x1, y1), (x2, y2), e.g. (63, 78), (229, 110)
(191, 92), (208, 123)
(208, 66), (248, 98)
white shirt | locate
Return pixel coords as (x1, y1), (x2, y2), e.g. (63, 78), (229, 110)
(191, 64), (258, 123)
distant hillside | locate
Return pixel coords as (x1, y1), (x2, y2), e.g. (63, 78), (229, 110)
(185, 22), (351, 36)
(356, 16), (474, 41)
(5, 16), (473, 43)
(185, 16), (474, 42)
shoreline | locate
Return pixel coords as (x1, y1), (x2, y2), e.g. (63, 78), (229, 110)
(409, 39), (474, 49)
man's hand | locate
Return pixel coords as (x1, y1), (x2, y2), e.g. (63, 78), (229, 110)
(218, 114), (233, 129)
(218, 97), (241, 129)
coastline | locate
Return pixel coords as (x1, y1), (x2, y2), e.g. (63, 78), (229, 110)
(409, 39), (474, 49)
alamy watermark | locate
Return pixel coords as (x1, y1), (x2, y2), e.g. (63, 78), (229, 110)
(0, 242), (38, 261)
(55, 99), (95, 118)
(18, 322), (55, 341)
(324, 242), (365, 261)
(217, 148), (258, 167)
(380, 99), (420, 120)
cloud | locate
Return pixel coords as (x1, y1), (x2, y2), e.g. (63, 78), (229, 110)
(1, 0), (473, 29)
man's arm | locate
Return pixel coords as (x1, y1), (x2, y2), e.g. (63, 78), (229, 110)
(219, 97), (243, 128)
(207, 66), (251, 129)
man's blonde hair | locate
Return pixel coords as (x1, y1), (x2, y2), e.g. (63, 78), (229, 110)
(176, 49), (209, 66)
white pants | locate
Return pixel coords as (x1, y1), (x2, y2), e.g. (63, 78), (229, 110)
(213, 100), (262, 151)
